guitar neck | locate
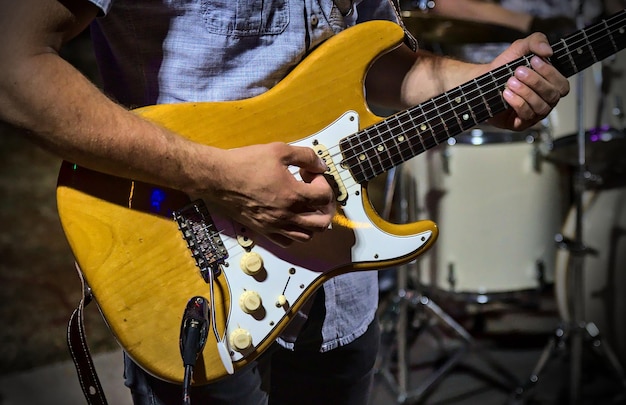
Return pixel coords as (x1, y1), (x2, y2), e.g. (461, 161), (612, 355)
(342, 9), (626, 184)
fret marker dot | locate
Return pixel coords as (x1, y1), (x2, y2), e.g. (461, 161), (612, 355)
(455, 97), (462, 103)
(577, 48), (583, 54)
(377, 145), (385, 152)
(398, 135), (405, 142)
(359, 154), (366, 161)
(620, 28), (625, 34)
(420, 124), (427, 131)
(463, 114), (470, 121)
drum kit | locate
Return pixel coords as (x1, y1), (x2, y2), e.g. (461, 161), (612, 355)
(375, 5), (626, 404)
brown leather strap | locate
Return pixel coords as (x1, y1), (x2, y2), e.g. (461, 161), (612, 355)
(67, 263), (108, 405)
(332, 0), (418, 51)
(386, 0), (419, 52)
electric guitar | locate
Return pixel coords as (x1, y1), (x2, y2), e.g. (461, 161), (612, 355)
(56, 10), (626, 385)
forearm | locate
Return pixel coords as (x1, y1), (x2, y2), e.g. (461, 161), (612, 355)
(1, 52), (218, 195)
(431, 0), (533, 33)
(366, 45), (486, 110)
(0, 0), (228, 197)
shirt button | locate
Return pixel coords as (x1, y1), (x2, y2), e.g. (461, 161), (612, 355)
(311, 15), (319, 28)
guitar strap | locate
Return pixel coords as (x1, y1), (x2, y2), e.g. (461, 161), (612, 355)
(384, 0), (419, 52)
(67, 262), (108, 405)
(333, 0), (418, 51)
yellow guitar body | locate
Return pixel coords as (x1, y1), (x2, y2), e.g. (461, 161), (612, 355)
(56, 20), (438, 385)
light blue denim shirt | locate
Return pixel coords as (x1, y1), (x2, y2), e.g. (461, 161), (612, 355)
(87, 0), (399, 352)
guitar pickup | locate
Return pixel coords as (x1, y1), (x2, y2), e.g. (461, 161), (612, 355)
(313, 142), (348, 204)
(174, 200), (228, 282)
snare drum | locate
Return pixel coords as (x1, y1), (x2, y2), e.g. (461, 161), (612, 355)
(546, 127), (626, 190)
(555, 188), (626, 365)
(407, 126), (564, 296)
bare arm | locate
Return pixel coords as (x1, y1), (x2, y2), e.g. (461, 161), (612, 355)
(366, 33), (570, 131)
(0, 0), (334, 246)
(429, 0), (533, 33)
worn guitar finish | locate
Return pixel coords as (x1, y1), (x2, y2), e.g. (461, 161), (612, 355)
(56, 12), (626, 385)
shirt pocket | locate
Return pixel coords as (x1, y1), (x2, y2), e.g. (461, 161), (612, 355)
(201, 0), (289, 36)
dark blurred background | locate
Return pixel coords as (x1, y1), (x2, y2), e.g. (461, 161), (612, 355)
(0, 31), (117, 376)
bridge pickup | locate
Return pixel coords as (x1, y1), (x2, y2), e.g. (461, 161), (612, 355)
(313, 143), (348, 204)
(174, 200), (228, 282)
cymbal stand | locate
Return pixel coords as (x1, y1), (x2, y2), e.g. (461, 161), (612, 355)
(375, 164), (519, 404)
(512, 65), (626, 405)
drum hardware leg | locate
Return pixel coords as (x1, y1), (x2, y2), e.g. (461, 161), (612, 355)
(376, 278), (521, 404)
(513, 57), (626, 403)
(511, 209), (626, 404)
(510, 324), (565, 404)
(375, 164), (519, 404)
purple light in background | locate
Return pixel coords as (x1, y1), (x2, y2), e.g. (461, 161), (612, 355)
(588, 125), (611, 142)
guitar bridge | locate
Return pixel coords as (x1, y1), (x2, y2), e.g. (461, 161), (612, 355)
(174, 200), (228, 282)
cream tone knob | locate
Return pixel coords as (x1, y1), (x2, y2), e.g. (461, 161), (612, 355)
(239, 290), (262, 314)
(229, 328), (252, 352)
(276, 295), (287, 307)
(236, 234), (254, 248)
(240, 252), (264, 275)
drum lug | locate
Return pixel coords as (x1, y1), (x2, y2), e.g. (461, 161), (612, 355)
(446, 263), (456, 291)
(555, 233), (599, 256)
(531, 144), (543, 173)
(442, 147), (451, 175)
(535, 259), (548, 291)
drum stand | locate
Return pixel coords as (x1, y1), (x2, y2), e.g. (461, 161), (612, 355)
(512, 68), (626, 404)
(375, 164), (519, 404)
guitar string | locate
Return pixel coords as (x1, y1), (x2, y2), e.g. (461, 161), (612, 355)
(214, 14), (624, 257)
(300, 13), (626, 188)
(138, 13), (625, 353)
(284, 20), (621, 186)
(337, 15), (625, 184)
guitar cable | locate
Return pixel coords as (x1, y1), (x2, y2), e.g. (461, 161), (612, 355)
(179, 296), (210, 405)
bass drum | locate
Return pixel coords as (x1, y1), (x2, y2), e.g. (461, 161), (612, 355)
(406, 126), (564, 300)
(555, 188), (626, 366)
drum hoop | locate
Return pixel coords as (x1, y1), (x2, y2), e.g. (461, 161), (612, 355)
(452, 127), (542, 145)
(549, 126), (626, 150)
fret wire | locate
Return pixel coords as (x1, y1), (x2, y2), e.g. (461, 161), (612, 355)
(376, 120), (398, 171)
(427, 93), (452, 144)
(414, 102), (439, 150)
(422, 98), (445, 145)
(401, 111), (428, 153)
(341, 14), (625, 182)
(364, 125), (386, 175)
(390, 115), (416, 163)
(398, 114), (423, 157)
(582, 22), (598, 62)
(442, 87), (465, 136)
(362, 127), (383, 178)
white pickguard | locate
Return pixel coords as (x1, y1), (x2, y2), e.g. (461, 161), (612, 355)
(210, 111), (433, 363)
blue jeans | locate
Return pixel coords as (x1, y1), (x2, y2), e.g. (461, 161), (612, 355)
(124, 296), (380, 405)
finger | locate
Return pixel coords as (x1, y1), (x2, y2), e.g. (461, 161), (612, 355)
(293, 173), (336, 209)
(269, 223), (319, 246)
(503, 85), (538, 123)
(527, 32), (553, 58)
(285, 145), (328, 174)
(529, 56), (570, 98)
(507, 64), (559, 118)
(266, 233), (294, 248)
